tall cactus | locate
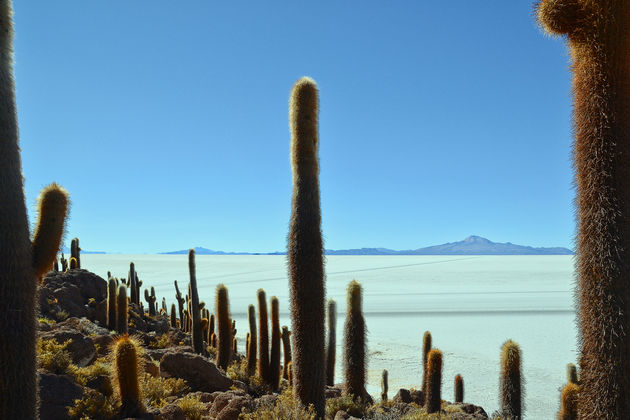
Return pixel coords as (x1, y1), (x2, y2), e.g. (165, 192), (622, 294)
(345, 280), (366, 401)
(188, 249), (204, 355)
(536, 1), (630, 418)
(215, 284), (231, 369)
(257, 288), (270, 382)
(170, 303), (177, 328)
(425, 349), (443, 414)
(270, 296), (281, 390)
(247, 304), (257, 377)
(174, 280), (185, 329)
(117, 285), (128, 334)
(288, 76), (326, 417)
(107, 278), (118, 330)
(70, 237), (80, 269)
(129, 262), (137, 305)
(455, 374), (464, 403)
(500, 339), (522, 419)
(381, 369), (388, 402)
(326, 298), (337, 386)
(282, 326), (292, 381)
(113, 336), (144, 417)
(422, 331), (432, 396)
(559, 382), (579, 420)
(144, 287), (157, 316)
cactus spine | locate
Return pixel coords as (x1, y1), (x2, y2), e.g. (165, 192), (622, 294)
(107, 278), (118, 330)
(344, 280), (366, 401)
(425, 349), (443, 414)
(282, 326), (292, 381)
(500, 339), (522, 419)
(116, 285), (128, 334)
(559, 382), (579, 420)
(270, 296), (281, 390)
(381, 369), (388, 402)
(113, 336), (144, 417)
(188, 249), (204, 355)
(215, 284), (231, 369)
(288, 76), (326, 417)
(326, 298), (337, 386)
(70, 237), (80, 269)
(536, 1), (630, 418)
(455, 374), (464, 403)
(247, 304), (257, 377)
(69, 257), (78, 269)
(257, 288), (270, 382)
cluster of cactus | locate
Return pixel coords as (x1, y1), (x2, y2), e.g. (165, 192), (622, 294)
(144, 286), (157, 316)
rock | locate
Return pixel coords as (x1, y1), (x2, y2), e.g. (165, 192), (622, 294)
(451, 402), (489, 419)
(85, 375), (113, 396)
(92, 334), (114, 356)
(216, 395), (252, 420)
(38, 373), (83, 420)
(335, 410), (350, 420)
(393, 388), (412, 404)
(160, 351), (233, 393)
(40, 328), (96, 367)
(326, 385), (343, 398)
(409, 389), (424, 405)
(159, 403), (186, 420)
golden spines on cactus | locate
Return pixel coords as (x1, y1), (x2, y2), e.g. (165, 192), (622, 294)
(215, 284), (231, 369)
(455, 374), (464, 403)
(425, 349), (442, 414)
(344, 280), (366, 402)
(282, 326), (292, 381)
(31, 183), (69, 278)
(113, 335), (144, 417)
(257, 288), (270, 382)
(69, 257), (78, 269)
(288, 76), (326, 418)
(326, 298), (337, 386)
(558, 382), (579, 420)
(247, 304), (257, 377)
(536, 1), (630, 417)
(422, 331), (432, 396)
(107, 278), (117, 331)
(270, 296), (281, 390)
(500, 339), (522, 419)
(116, 285), (128, 335)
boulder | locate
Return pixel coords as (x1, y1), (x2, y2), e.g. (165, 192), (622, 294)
(40, 327), (96, 367)
(160, 351), (233, 393)
(393, 388), (412, 404)
(38, 373), (83, 420)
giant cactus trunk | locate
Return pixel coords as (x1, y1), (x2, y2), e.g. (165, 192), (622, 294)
(188, 249), (204, 355)
(536, 1), (630, 418)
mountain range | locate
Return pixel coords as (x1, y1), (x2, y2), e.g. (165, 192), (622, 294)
(161, 236), (573, 256)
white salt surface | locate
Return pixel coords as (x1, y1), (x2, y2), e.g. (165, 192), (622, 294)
(82, 254), (577, 419)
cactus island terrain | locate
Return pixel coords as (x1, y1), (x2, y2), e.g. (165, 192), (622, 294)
(2, 0), (628, 419)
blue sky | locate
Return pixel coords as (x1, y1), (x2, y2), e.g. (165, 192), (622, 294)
(13, 1), (573, 253)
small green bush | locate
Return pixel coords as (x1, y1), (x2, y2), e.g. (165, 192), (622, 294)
(141, 373), (189, 409)
(240, 389), (317, 420)
(37, 338), (74, 374)
(177, 394), (206, 420)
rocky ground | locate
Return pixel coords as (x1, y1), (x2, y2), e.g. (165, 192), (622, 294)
(37, 268), (489, 419)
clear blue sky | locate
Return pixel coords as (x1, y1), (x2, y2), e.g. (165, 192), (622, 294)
(13, 1), (573, 253)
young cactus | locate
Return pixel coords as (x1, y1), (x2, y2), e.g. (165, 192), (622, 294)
(500, 340), (522, 419)
(170, 303), (177, 328)
(70, 237), (80, 269)
(422, 331), (432, 396)
(455, 374), (464, 403)
(144, 287), (157, 316)
(215, 284), (231, 369)
(381, 369), (388, 402)
(326, 298), (337, 386)
(282, 326), (292, 381)
(536, 1), (630, 417)
(566, 363), (578, 385)
(288, 76), (326, 418)
(107, 278), (118, 330)
(257, 288), (270, 382)
(116, 285), (128, 334)
(425, 349), (443, 414)
(558, 382), (579, 420)
(270, 296), (281, 390)
(188, 249), (204, 355)
(113, 335), (144, 417)
(247, 304), (257, 377)
(344, 280), (366, 401)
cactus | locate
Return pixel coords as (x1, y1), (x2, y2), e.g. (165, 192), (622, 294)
(188, 249), (204, 355)
(558, 382), (579, 420)
(500, 339), (522, 419)
(455, 374), (464, 403)
(288, 360), (293, 386)
(144, 287), (157, 316)
(233, 337), (238, 354)
(69, 257), (78, 269)
(288, 76), (326, 417)
(70, 237), (80, 269)
(247, 304), (257, 377)
(60, 252), (68, 272)
(257, 288), (270, 382)
(209, 313), (215, 342)
(425, 349), (443, 414)
(421, 331), (432, 396)
(116, 285), (129, 334)
(113, 335), (144, 417)
(161, 297), (167, 313)
(174, 280), (185, 329)
(107, 278), (118, 330)
(381, 369), (388, 402)
(567, 363), (578, 385)
(53, 259), (59, 272)
(170, 303), (177, 328)
(210, 332), (217, 348)
(345, 280), (366, 401)
(215, 284), (231, 369)
(282, 326), (292, 381)
(326, 298), (337, 386)
(270, 296), (281, 390)
(536, 1), (630, 418)
(246, 333), (250, 358)
(129, 262), (137, 305)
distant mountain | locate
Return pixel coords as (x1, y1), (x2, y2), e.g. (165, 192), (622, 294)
(162, 236), (573, 256)
(60, 246), (106, 255)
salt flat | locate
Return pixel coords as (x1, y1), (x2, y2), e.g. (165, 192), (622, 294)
(82, 254), (576, 419)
